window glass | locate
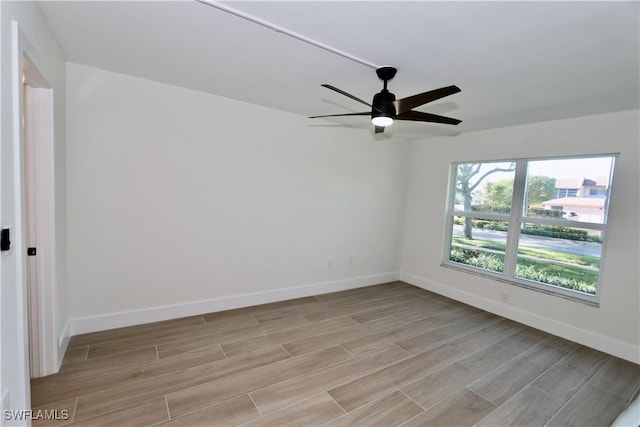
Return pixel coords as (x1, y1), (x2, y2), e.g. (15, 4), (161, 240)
(515, 224), (602, 295)
(449, 218), (508, 273)
(525, 157), (614, 224)
(454, 162), (516, 215)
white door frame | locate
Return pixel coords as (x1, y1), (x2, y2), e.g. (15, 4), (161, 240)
(23, 83), (56, 378)
(12, 23), (59, 378)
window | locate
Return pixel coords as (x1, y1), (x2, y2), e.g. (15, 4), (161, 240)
(445, 155), (616, 304)
(588, 188), (607, 197)
(556, 188), (578, 198)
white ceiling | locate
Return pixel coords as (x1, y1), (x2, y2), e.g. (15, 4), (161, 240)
(40, 1), (639, 137)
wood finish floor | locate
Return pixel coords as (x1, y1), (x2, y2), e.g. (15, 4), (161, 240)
(32, 282), (640, 426)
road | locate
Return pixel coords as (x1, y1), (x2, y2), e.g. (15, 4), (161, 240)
(452, 225), (602, 257)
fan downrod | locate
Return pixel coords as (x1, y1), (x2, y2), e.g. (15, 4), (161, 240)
(376, 66), (397, 82)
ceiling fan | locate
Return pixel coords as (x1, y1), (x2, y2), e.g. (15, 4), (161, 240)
(310, 66), (462, 134)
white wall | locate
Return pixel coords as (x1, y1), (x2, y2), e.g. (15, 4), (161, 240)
(66, 63), (409, 329)
(401, 109), (640, 362)
(0, 0), (67, 417)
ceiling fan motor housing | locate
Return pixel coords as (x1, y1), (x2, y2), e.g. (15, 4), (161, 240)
(372, 89), (396, 120)
(376, 66), (397, 82)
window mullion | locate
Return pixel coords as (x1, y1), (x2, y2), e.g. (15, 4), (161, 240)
(503, 160), (527, 279)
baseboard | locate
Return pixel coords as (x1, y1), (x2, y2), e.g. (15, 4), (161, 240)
(400, 272), (640, 364)
(57, 320), (71, 369)
(68, 272), (401, 336)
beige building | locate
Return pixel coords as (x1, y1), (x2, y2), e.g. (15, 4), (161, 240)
(542, 177), (609, 223)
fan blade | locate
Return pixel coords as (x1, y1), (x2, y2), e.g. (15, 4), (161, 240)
(374, 126), (385, 134)
(321, 84), (378, 110)
(309, 112), (370, 119)
(395, 110), (462, 125)
(394, 85), (461, 115)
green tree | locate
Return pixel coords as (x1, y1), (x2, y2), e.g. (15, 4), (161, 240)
(484, 179), (514, 210)
(526, 175), (556, 206)
(456, 163), (515, 239)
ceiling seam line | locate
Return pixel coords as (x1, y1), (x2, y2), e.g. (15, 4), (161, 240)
(195, 0), (380, 70)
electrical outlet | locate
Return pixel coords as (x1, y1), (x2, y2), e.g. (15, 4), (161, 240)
(500, 291), (510, 303)
(328, 258), (333, 268)
(349, 254), (354, 264)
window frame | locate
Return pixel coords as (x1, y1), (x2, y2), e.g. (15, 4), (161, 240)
(442, 154), (617, 306)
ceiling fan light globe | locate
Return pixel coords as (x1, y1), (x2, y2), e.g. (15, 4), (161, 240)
(372, 116), (393, 127)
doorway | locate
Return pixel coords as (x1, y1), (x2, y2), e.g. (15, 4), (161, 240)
(22, 55), (57, 378)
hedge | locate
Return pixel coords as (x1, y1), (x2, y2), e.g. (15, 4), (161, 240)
(453, 219), (602, 243)
(521, 224), (601, 242)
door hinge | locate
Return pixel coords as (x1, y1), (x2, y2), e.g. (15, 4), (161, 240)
(27, 247), (37, 256)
